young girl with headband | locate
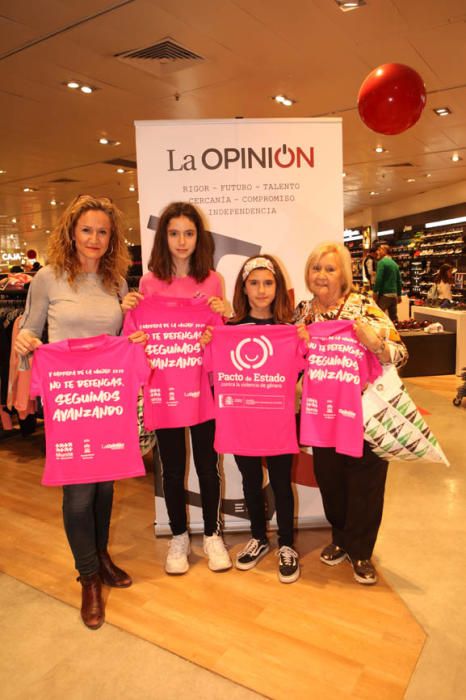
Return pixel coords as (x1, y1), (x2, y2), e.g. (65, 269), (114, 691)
(202, 254), (307, 583)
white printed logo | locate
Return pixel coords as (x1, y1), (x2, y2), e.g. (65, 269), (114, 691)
(230, 335), (273, 371)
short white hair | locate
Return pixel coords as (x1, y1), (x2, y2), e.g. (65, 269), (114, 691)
(304, 241), (353, 295)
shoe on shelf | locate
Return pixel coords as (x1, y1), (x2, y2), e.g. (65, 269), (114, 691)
(165, 531), (190, 575)
(320, 543), (347, 566)
(277, 546), (300, 584)
(203, 534), (232, 572)
(235, 538), (270, 570)
(349, 557), (378, 585)
(98, 550), (132, 588)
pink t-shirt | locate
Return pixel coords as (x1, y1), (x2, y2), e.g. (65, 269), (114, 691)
(139, 270), (222, 300)
(124, 296), (222, 429)
(300, 319), (382, 458)
(204, 325), (306, 456)
(30, 335), (150, 486)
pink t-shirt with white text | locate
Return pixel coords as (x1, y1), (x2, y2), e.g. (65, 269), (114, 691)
(300, 319), (382, 457)
(204, 325), (306, 456)
(124, 296), (222, 429)
(30, 335), (150, 486)
(139, 270), (222, 300)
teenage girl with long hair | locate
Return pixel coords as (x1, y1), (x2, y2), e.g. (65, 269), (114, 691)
(122, 202), (231, 575)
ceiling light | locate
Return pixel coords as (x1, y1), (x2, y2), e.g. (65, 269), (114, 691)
(45, 229), (51, 234)
(433, 107), (451, 117)
(378, 229), (395, 236)
(11, 218), (17, 223)
(425, 173), (432, 178)
(273, 94), (295, 107)
(129, 185), (136, 192)
(50, 199), (57, 206)
(426, 216), (466, 229)
(80, 85), (93, 94)
(374, 146), (386, 154)
(0, 169), (6, 174)
(451, 153), (462, 162)
(116, 168), (126, 174)
(407, 178), (416, 183)
(67, 81), (80, 89)
(65, 80), (96, 93)
(369, 191), (379, 196)
(31, 224), (37, 229)
(23, 186), (36, 192)
(342, 172), (346, 177)
(99, 137), (109, 145)
(335, 0), (366, 12)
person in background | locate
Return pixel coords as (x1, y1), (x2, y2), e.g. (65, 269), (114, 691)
(373, 244), (402, 322)
(121, 201), (231, 576)
(294, 242), (408, 585)
(201, 255), (307, 583)
(15, 195), (146, 630)
(362, 247), (377, 289)
(434, 263), (454, 302)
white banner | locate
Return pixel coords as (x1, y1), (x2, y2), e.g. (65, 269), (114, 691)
(135, 118), (343, 534)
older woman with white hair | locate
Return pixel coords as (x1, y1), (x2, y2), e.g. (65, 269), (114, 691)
(294, 241), (408, 585)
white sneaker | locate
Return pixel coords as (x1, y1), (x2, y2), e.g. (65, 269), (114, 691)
(203, 534), (232, 572)
(165, 532), (190, 575)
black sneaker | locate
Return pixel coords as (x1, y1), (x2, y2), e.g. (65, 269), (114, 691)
(277, 546), (300, 583)
(235, 538), (270, 570)
(320, 543), (347, 566)
(349, 557), (378, 585)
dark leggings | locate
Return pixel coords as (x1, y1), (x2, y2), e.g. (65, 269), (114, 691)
(234, 454), (295, 548)
(312, 442), (388, 560)
(62, 481), (114, 577)
(155, 419), (222, 536)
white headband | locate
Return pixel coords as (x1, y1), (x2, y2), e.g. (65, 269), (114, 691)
(242, 257), (276, 281)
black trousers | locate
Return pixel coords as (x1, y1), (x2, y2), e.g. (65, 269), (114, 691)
(312, 442), (388, 560)
(378, 295), (398, 323)
(62, 481), (114, 576)
(155, 419), (221, 537)
(234, 454), (294, 548)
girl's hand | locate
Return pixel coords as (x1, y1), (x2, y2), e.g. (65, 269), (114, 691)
(353, 318), (384, 353)
(207, 296), (225, 316)
(121, 291), (144, 313)
(296, 323), (309, 344)
(128, 330), (148, 345)
(15, 331), (42, 356)
(199, 325), (213, 348)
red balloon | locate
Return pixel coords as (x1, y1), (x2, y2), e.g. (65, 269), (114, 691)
(26, 249), (37, 259)
(358, 63), (426, 135)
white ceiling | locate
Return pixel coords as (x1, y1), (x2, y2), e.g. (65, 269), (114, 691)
(1, 0), (466, 255)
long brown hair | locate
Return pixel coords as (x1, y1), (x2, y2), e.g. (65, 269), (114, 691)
(148, 202), (214, 282)
(47, 195), (131, 292)
(232, 254), (293, 323)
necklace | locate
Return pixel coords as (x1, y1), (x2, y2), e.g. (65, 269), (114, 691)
(312, 296), (346, 318)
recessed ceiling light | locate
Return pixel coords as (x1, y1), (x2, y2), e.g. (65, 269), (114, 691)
(273, 94), (295, 107)
(0, 169), (6, 174)
(50, 199), (57, 206)
(370, 191), (379, 196)
(23, 186), (36, 192)
(129, 185), (136, 192)
(80, 85), (93, 94)
(45, 229), (51, 234)
(67, 81), (80, 89)
(11, 217), (17, 223)
(99, 137), (109, 145)
(116, 168), (126, 174)
(342, 172), (346, 177)
(31, 224), (37, 229)
(425, 173), (432, 178)
(374, 146), (386, 154)
(451, 153), (462, 162)
(335, 0), (366, 12)
(433, 107), (451, 117)
(407, 178), (416, 183)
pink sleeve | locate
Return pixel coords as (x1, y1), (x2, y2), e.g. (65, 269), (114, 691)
(122, 309), (137, 335)
(30, 350), (43, 398)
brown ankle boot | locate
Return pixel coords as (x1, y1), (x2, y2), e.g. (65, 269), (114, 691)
(98, 550), (132, 588)
(78, 573), (105, 630)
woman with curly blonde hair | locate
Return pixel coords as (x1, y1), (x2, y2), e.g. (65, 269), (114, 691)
(15, 195), (145, 631)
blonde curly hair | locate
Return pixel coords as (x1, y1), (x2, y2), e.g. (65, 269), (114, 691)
(47, 195), (131, 291)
